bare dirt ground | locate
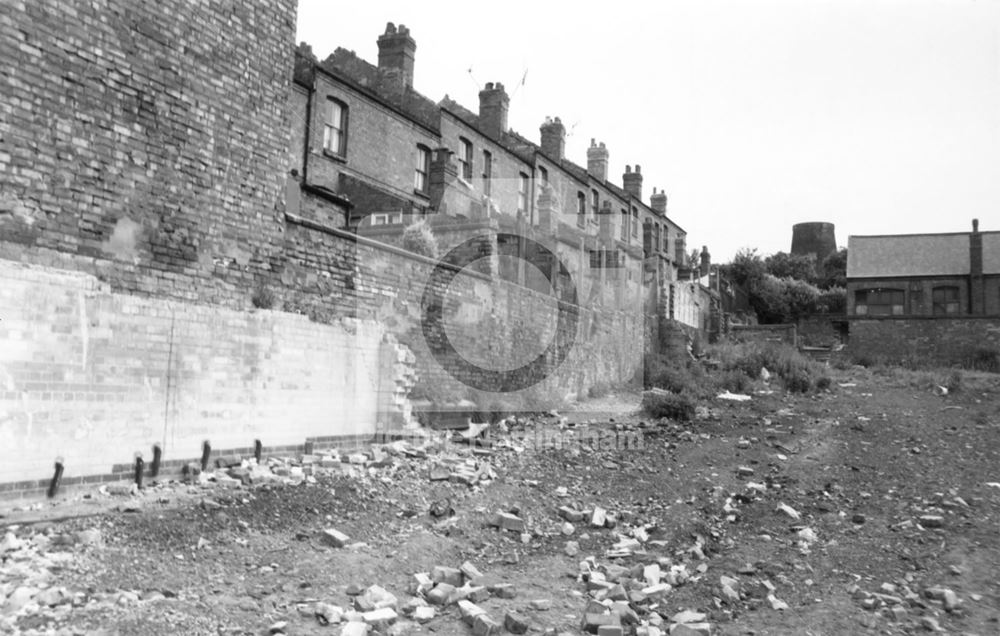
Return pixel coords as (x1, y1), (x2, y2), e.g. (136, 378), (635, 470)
(2, 364), (999, 636)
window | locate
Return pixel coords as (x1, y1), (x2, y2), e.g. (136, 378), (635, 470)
(517, 172), (529, 213)
(482, 150), (492, 196)
(620, 209), (628, 241)
(591, 190), (599, 218)
(323, 98), (347, 156)
(653, 224), (661, 252)
(631, 207), (638, 237)
(854, 288), (904, 316)
(932, 286), (961, 315)
(458, 137), (473, 180)
(577, 192), (586, 227)
(539, 166), (548, 186)
(369, 212), (401, 226)
(414, 145), (430, 193)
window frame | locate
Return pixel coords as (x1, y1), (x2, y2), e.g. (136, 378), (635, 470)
(620, 208), (629, 241)
(854, 288), (905, 316)
(591, 189), (599, 219)
(631, 207), (639, 237)
(482, 149), (492, 197)
(517, 172), (529, 213)
(458, 137), (473, 180)
(577, 191), (587, 227)
(931, 285), (961, 315)
(414, 144), (430, 194)
(322, 97), (348, 157)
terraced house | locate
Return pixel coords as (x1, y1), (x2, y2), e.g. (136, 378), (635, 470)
(288, 23), (695, 316)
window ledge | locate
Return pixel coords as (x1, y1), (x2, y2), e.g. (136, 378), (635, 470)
(413, 189), (431, 200)
(322, 149), (347, 164)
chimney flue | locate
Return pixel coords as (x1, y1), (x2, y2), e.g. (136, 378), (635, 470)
(478, 82), (509, 139)
(973, 218), (979, 233)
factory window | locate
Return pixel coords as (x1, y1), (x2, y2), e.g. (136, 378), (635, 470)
(854, 288), (904, 316)
(932, 286), (960, 315)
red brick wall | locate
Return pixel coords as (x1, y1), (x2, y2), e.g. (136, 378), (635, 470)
(0, 0), (295, 307)
(848, 317), (1000, 366)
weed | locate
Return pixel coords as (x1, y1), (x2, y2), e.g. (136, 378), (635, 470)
(816, 376), (832, 391)
(642, 390), (696, 421)
(945, 370), (963, 394)
(251, 285), (274, 309)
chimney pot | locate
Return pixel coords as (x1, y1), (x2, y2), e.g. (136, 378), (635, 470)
(973, 218), (979, 232)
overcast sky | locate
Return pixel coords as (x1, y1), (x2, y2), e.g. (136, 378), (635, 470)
(296, 0), (1000, 262)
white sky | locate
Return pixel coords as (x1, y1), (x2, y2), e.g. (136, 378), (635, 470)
(296, 0), (1000, 262)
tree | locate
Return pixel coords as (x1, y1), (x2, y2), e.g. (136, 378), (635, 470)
(818, 248), (847, 289)
(722, 248), (766, 288)
(765, 251), (817, 283)
(402, 219), (439, 259)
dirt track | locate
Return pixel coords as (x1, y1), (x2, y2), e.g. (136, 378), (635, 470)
(2, 365), (999, 636)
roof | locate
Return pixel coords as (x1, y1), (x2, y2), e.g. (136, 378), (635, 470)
(847, 231), (1000, 278)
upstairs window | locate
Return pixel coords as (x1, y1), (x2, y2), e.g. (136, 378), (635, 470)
(577, 192), (587, 227)
(932, 286), (961, 315)
(591, 190), (599, 218)
(855, 288), (904, 316)
(653, 224), (661, 252)
(631, 207), (639, 237)
(539, 166), (548, 187)
(620, 209), (628, 241)
(517, 172), (529, 213)
(414, 145), (430, 193)
(458, 137), (473, 180)
(323, 98), (347, 156)
(482, 150), (493, 196)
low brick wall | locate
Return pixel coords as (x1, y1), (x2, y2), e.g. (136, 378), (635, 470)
(0, 259), (404, 498)
(847, 317), (1000, 367)
(729, 324), (798, 347)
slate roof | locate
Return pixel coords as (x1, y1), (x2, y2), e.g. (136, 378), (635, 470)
(847, 231), (1000, 278)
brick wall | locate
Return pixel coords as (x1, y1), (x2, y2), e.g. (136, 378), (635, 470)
(0, 258), (406, 498)
(848, 317), (1000, 366)
(281, 215), (645, 405)
(0, 0), (295, 307)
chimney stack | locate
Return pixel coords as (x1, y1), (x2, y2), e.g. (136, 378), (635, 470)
(540, 117), (565, 160)
(623, 164), (643, 200)
(377, 23), (416, 90)
(587, 139), (609, 182)
(650, 187), (667, 214)
(700, 246), (711, 277)
(478, 82), (509, 140)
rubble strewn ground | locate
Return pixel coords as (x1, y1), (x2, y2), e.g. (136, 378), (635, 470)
(2, 363), (999, 636)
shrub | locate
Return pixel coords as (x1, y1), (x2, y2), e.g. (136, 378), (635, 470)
(711, 341), (827, 393)
(816, 376), (832, 391)
(642, 390), (696, 421)
(945, 370), (963, 394)
(402, 219), (439, 258)
(714, 369), (752, 394)
(588, 382), (612, 398)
